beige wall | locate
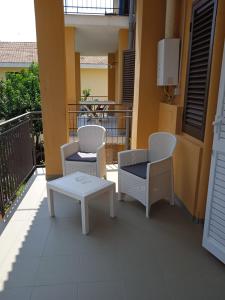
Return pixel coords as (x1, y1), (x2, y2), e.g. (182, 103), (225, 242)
(0, 67), (29, 80)
(80, 68), (108, 97)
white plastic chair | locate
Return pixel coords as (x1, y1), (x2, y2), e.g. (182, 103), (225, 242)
(61, 125), (106, 177)
(118, 132), (177, 217)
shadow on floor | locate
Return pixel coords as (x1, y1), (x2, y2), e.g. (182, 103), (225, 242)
(0, 171), (225, 300)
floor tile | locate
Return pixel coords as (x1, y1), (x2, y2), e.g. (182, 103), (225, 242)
(0, 169), (225, 299)
(0, 287), (32, 300)
(78, 282), (125, 300)
(42, 218), (82, 256)
(78, 252), (122, 282)
(35, 255), (80, 285)
(31, 284), (77, 300)
(1, 257), (40, 288)
(124, 279), (170, 300)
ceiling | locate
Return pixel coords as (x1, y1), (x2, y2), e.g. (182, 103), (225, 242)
(65, 14), (129, 55)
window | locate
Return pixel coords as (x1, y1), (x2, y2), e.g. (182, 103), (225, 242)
(182, 0), (217, 140)
(122, 49), (135, 103)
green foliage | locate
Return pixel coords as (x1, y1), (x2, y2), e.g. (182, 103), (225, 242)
(0, 63), (41, 119)
(81, 88), (91, 101)
(0, 63), (43, 165)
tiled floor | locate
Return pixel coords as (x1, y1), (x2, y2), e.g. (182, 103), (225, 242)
(0, 167), (225, 300)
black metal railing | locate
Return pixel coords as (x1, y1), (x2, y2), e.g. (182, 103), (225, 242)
(64, 0), (129, 15)
(68, 102), (132, 163)
(0, 111), (44, 216)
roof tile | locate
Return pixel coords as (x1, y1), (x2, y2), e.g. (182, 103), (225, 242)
(0, 42), (38, 63)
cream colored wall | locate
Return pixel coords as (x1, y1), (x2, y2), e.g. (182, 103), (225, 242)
(0, 67), (28, 80)
(80, 68), (108, 97)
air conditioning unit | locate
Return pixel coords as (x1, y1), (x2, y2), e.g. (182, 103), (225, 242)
(157, 38), (180, 86)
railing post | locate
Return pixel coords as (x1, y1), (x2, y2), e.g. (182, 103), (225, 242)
(0, 111), (43, 215)
(30, 112), (36, 167)
(0, 192), (4, 218)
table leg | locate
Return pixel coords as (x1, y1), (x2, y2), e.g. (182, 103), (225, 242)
(110, 185), (116, 218)
(81, 199), (89, 235)
(47, 187), (55, 217)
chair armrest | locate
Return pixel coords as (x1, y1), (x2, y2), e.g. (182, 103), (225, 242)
(60, 141), (80, 160)
(97, 143), (106, 177)
(118, 149), (148, 168)
(147, 156), (173, 178)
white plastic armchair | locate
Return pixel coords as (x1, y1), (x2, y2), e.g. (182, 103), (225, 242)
(61, 125), (106, 178)
(118, 132), (177, 217)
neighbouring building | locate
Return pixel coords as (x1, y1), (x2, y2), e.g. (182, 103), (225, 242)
(80, 56), (108, 99)
(0, 42), (38, 80)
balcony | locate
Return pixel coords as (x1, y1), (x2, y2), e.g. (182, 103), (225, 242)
(63, 0), (129, 56)
(1, 166), (225, 299)
(64, 0), (129, 16)
(0, 112), (225, 299)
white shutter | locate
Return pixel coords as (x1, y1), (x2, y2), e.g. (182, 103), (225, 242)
(202, 42), (225, 263)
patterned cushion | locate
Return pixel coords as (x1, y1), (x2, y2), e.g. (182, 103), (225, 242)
(121, 162), (149, 179)
(66, 152), (96, 162)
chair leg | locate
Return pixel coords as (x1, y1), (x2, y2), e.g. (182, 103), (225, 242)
(146, 205), (150, 218)
(170, 170), (175, 206)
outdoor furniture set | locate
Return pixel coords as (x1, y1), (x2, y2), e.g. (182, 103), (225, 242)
(47, 125), (177, 234)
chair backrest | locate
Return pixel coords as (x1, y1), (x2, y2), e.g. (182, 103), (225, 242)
(148, 132), (176, 162)
(78, 125), (106, 153)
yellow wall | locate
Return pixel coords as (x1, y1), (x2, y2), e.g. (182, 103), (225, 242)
(0, 67), (28, 80)
(196, 0), (225, 219)
(157, 0), (225, 219)
(80, 68), (108, 97)
(131, 0), (166, 149)
(34, 0), (67, 177)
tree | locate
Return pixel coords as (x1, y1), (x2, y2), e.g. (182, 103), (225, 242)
(0, 63), (41, 119)
(0, 63), (43, 163)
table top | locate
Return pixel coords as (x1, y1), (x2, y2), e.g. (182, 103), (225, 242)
(47, 172), (114, 199)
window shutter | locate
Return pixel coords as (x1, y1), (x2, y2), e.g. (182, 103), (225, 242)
(122, 49), (135, 103)
(182, 0), (217, 140)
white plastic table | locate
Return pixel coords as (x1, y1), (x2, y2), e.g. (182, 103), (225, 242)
(47, 172), (116, 234)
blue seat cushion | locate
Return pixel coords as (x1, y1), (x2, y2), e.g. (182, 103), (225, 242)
(121, 161), (149, 179)
(66, 152), (97, 163)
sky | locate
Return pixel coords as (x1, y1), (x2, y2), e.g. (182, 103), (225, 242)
(0, 0), (114, 42)
(0, 0), (36, 42)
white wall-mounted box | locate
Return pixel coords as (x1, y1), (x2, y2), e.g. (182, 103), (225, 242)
(157, 38), (180, 86)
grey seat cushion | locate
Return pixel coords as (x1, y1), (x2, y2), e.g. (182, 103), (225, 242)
(121, 161), (149, 179)
(66, 152), (97, 162)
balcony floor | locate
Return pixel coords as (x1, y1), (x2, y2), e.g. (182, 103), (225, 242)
(0, 168), (225, 300)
